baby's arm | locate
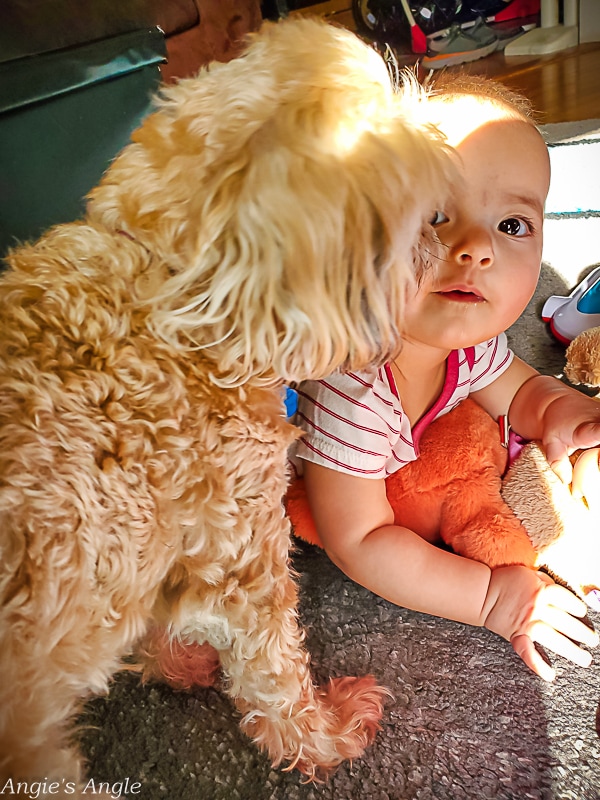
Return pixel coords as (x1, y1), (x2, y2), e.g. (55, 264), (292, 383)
(511, 372), (600, 485)
(303, 461), (492, 624)
(303, 460), (598, 681)
(474, 356), (600, 486)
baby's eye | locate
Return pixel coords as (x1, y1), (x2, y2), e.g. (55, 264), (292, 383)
(498, 217), (530, 236)
(430, 210), (449, 226)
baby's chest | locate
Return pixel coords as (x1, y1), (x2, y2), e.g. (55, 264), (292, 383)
(390, 363), (446, 428)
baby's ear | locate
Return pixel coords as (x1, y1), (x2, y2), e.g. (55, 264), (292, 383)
(564, 326), (600, 387)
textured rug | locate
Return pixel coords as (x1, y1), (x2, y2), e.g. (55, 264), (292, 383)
(75, 120), (600, 800)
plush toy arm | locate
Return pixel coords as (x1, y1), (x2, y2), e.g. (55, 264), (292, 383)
(286, 476), (323, 548)
(439, 473), (537, 569)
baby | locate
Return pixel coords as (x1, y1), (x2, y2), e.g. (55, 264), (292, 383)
(291, 75), (600, 682)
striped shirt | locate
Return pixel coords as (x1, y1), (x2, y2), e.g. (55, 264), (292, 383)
(291, 333), (513, 479)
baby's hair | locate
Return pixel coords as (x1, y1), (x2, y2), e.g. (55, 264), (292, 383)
(426, 73), (536, 124)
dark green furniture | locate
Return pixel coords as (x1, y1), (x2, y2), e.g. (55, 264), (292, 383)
(0, 1), (167, 257)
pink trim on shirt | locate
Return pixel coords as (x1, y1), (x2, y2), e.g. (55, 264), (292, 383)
(291, 337), (512, 479)
(386, 350), (461, 455)
(384, 363), (399, 399)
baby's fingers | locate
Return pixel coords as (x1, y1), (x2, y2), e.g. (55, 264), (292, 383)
(511, 634), (555, 682)
(544, 430), (600, 486)
(572, 421), (600, 451)
(544, 439), (573, 485)
(571, 447), (600, 509)
(540, 584), (599, 649)
(513, 584), (598, 679)
(512, 620), (595, 682)
(532, 619), (595, 668)
(542, 582), (589, 619)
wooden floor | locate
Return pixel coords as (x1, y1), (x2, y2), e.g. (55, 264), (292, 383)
(289, 2), (600, 124)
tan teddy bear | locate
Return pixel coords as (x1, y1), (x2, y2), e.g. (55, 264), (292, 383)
(502, 325), (600, 607)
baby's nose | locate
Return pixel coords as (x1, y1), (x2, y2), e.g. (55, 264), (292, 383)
(452, 226), (493, 268)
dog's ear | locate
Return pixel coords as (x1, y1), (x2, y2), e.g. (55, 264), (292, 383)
(88, 19), (455, 386)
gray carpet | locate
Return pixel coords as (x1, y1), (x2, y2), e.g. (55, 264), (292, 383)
(77, 121), (600, 800)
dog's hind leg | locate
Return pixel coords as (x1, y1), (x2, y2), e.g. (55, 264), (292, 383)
(0, 612), (148, 798)
(0, 552), (149, 795)
(152, 398), (390, 777)
(223, 590), (390, 779)
(166, 518), (389, 779)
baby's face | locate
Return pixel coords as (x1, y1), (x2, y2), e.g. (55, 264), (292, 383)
(403, 97), (551, 353)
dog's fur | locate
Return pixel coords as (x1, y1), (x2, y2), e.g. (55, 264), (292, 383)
(0, 18), (453, 792)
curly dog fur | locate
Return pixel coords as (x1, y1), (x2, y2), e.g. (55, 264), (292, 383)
(0, 18), (453, 792)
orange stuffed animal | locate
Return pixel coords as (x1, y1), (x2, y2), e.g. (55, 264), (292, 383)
(286, 398), (537, 568)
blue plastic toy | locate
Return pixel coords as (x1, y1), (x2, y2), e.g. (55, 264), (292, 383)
(542, 265), (600, 344)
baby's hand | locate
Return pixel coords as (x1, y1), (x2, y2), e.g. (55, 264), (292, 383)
(483, 565), (598, 681)
(541, 389), (600, 486)
(571, 447), (600, 513)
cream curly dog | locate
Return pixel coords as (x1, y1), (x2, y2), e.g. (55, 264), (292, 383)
(0, 18), (452, 792)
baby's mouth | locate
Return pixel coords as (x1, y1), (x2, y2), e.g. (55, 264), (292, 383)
(437, 289), (485, 303)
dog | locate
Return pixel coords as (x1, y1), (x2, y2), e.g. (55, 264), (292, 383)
(0, 18), (453, 792)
